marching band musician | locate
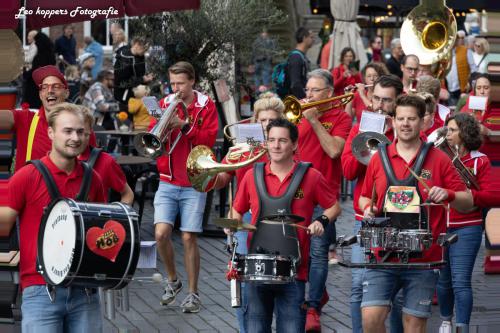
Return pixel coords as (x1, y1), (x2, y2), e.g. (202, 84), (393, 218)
(459, 74), (500, 162)
(416, 75), (451, 126)
(344, 62), (389, 123)
(0, 65), (97, 172)
(216, 92), (284, 333)
(297, 69), (352, 331)
(153, 61), (218, 313)
(0, 103), (106, 332)
(437, 113), (494, 333)
(79, 105), (134, 205)
(231, 118), (341, 333)
(358, 95), (473, 333)
(401, 55), (420, 94)
(341, 74), (403, 333)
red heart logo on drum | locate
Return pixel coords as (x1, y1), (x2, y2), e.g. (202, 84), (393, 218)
(86, 220), (126, 262)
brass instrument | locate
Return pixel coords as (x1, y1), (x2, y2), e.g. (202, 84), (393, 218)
(223, 118), (252, 142)
(434, 135), (480, 189)
(344, 84), (373, 93)
(351, 131), (391, 165)
(283, 93), (355, 125)
(187, 144), (267, 192)
(400, 0), (456, 79)
(134, 93), (184, 159)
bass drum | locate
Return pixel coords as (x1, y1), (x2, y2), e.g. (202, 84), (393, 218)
(37, 198), (140, 290)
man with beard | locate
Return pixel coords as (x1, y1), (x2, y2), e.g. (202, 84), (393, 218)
(0, 103), (105, 332)
(0, 65), (96, 172)
(359, 95), (472, 333)
(82, 70), (120, 129)
(341, 74), (403, 333)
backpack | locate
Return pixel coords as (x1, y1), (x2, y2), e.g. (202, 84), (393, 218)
(272, 50), (305, 98)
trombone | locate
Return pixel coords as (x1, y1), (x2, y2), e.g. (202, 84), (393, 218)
(283, 93), (354, 124)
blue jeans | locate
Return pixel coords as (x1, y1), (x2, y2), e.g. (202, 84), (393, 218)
(22, 285), (102, 333)
(245, 281), (306, 333)
(254, 60), (272, 87)
(234, 212), (251, 333)
(308, 206), (336, 309)
(437, 225), (482, 326)
(351, 220), (365, 333)
(389, 291), (404, 333)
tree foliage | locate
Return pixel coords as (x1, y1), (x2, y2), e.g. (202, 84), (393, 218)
(131, 0), (286, 89)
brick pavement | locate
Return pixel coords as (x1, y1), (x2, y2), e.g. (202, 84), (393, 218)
(103, 198), (500, 333)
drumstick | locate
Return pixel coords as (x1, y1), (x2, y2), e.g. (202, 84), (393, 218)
(228, 182), (233, 219)
(260, 220), (310, 232)
(405, 165), (431, 192)
(370, 182), (376, 213)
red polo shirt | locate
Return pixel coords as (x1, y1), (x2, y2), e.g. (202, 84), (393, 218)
(233, 162), (337, 281)
(79, 147), (127, 197)
(361, 140), (466, 263)
(425, 112), (444, 138)
(7, 156), (106, 289)
(341, 124), (395, 220)
(11, 107), (97, 172)
(297, 107), (352, 196)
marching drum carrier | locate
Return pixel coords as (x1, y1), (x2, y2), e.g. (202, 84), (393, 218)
(37, 198), (140, 290)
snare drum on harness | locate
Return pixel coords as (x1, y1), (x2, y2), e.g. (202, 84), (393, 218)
(37, 198), (140, 290)
(234, 253), (296, 284)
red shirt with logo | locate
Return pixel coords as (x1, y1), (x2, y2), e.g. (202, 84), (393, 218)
(233, 162), (337, 281)
(7, 156), (105, 289)
(11, 106), (97, 172)
(79, 147), (127, 197)
(361, 140), (466, 263)
(296, 107), (352, 196)
(155, 91), (218, 186)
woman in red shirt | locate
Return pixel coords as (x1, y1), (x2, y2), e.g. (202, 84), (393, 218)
(331, 47), (362, 97)
(345, 62), (388, 122)
(437, 113), (493, 332)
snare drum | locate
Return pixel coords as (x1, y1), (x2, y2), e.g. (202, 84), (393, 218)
(358, 227), (432, 252)
(37, 198), (140, 290)
(236, 254), (296, 284)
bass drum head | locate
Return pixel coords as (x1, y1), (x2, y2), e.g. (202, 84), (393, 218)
(40, 200), (77, 285)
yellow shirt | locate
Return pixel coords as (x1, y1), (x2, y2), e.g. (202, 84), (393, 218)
(128, 97), (151, 130)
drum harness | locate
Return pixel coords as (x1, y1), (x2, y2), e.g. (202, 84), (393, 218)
(29, 159), (96, 303)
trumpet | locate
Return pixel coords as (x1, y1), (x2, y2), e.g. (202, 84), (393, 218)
(283, 93), (354, 125)
(134, 92), (184, 159)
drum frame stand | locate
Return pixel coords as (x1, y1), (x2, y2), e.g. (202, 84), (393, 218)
(227, 233), (241, 308)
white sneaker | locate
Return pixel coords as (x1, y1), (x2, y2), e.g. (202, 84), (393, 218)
(439, 321), (452, 333)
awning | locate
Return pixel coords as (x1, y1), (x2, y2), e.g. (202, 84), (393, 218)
(0, 0), (201, 30)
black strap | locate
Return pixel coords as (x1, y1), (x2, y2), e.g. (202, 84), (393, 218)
(29, 160), (61, 200)
(87, 147), (102, 170)
(477, 53), (487, 68)
(76, 162), (92, 201)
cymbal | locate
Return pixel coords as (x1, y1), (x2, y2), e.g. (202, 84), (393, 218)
(213, 218), (256, 231)
(260, 214), (305, 224)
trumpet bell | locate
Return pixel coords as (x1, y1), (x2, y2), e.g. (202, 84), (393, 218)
(283, 93), (354, 125)
(400, 0), (457, 66)
(133, 133), (163, 159)
(351, 131), (391, 165)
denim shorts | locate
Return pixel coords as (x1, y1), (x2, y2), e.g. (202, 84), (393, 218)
(361, 268), (438, 318)
(153, 182), (207, 233)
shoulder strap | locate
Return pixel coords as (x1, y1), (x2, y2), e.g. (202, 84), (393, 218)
(26, 112), (40, 162)
(477, 53), (487, 68)
(28, 160), (61, 200)
(288, 50), (305, 61)
(87, 147), (102, 169)
(76, 162), (92, 201)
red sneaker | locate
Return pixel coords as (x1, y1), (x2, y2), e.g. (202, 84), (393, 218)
(319, 290), (330, 312)
(305, 308), (322, 332)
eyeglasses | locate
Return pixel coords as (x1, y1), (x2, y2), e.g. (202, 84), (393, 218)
(365, 75), (379, 80)
(39, 83), (66, 91)
(372, 95), (394, 104)
(405, 67), (419, 72)
(305, 87), (329, 94)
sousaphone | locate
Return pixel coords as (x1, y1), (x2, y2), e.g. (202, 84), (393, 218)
(400, 0), (457, 79)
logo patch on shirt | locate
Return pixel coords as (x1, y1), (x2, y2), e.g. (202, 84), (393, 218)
(197, 117), (203, 126)
(321, 122), (333, 131)
(294, 188), (304, 199)
(420, 169), (432, 180)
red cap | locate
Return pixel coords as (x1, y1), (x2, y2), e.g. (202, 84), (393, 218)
(32, 65), (68, 87)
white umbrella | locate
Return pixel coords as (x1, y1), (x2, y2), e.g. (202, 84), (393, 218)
(328, 0), (368, 70)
